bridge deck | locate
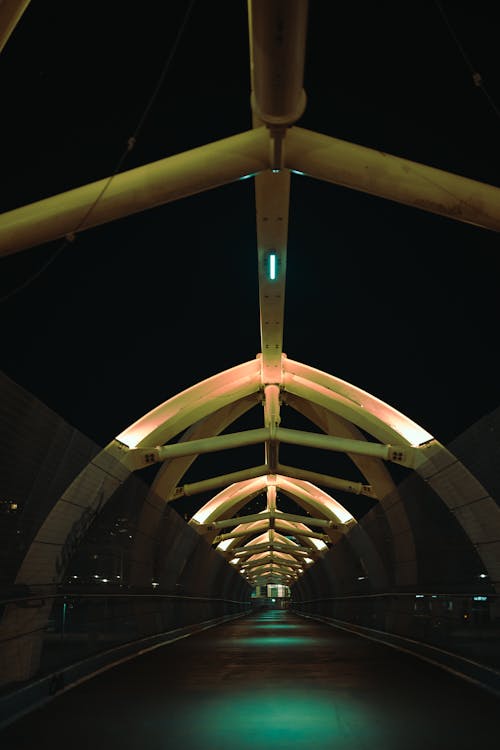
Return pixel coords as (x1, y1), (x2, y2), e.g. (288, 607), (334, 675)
(1, 607), (498, 749)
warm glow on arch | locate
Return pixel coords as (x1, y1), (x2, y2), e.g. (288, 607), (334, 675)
(191, 473), (355, 527)
(114, 355), (432, 455)
(282, 357), (433, 447)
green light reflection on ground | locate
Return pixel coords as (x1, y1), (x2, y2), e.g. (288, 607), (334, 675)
(169, 689), (380, 750)
(253, 623), (301, 630)
(221, 636), (314, 647)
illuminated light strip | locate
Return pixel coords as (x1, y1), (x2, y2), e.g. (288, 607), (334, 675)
(194, 473), (354, 527)
(116, 359), (261, 448)
(217, 538), (236, 551)
(268, 252), (277, 280)
(283, 358), (434, 447)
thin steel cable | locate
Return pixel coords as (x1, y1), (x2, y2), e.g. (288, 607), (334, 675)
(2, 0), (196, 303)
(434, 0), (500, 121)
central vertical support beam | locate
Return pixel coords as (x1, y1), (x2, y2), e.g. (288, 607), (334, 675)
(248, 0), (308, 386)
(264, 383), (281, 471)
(267, 477), (277, 531)
(248, 0), (309, 128)
(256, 169), (290, 384)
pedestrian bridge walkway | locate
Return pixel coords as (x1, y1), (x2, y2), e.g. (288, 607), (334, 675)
(1, 606), (499, 750)
(1, 2), (500, 743)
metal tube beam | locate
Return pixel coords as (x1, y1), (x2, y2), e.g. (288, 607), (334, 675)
(209, 510), (332, 529)
(276, 426), (394, 459)
(213, 524), (330, 543)
(255, 171), (290, 383)
(274, 526), (330, 541)
(248, 0), (308, 126)
(170, 464), (268, 499)
(243, 560), (299, 573)
(214, 526), (268, 543)
(155, 427), (268, 461)
(276, 462), (372, 496)
(0, 0), (31, 54)
(228, 542), (312, 557)
(285, 126), (500, 233)
(240, 556), (303, 573)
(0, 127), (269, 256)
(245, 562), (296, 574)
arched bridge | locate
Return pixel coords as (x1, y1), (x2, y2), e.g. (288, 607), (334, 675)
(1, 1), (500, 745)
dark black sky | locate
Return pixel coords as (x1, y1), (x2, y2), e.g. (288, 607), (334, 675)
(2, 0), (500, 461)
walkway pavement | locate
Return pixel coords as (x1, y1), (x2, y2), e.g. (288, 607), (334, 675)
(1, 607), (499, 749)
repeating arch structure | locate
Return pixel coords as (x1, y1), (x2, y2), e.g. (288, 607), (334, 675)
(1, 0), (500, 686)
(10, 352), (499, 594)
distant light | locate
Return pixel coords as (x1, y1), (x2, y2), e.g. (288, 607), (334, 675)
(415, 594), (424, 598)
(268, 252), (277, 281)
(93, 574), (99, 579)
(272, 598), (276, 602)
(101, 578), (109, 583)
(152, 582), (159, 588)
(357, 576), (366, 581)
(479, 573), (487, 579)
(72, 575), (78, 579)
(473, 595), (488, 601)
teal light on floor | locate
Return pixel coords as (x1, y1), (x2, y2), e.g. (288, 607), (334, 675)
(223, 635), (312, 647)
(253, 623), (301, 630)
(171, 689), (381, 749)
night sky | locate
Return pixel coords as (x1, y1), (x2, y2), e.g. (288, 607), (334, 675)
(2, 0), (500, 485)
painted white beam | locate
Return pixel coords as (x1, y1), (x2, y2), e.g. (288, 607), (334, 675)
(123, 422), (416, 473)
(255, 171), (290, 384)
(276, 427), (415, 466)
(0, 0), (30, 54)
(124, 427), (269, 470)
(285, 126), (500, 234)
(248, 0), (308, 127)
(0, 127), (270, 256)
(231, 542), (314, 556)
(206, 510), (334, 529)
(169, 464), (268, 500)
(277, 462), (374, 496)
(212, 519), (332, 552)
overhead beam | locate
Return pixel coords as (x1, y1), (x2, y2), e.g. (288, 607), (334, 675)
(204, 510), (334, 529)
(255, 171), (290, 384)
(126, 424), (410, 471)
(0, 0), (30, 54)
(276, 463), (374, 496)
(228, 542), (314, 557)
(285, 126), (500, 234)
(248, 0), (308, 128)
(214, 525), (331, 544)
(0, 127), (269, 257)
(159, 427), (266, 459)
(169, 464), (268, 500)
(241, 557), (302, 570)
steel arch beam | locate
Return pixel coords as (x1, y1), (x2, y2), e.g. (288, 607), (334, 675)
(0, 128), (270, 257)
(285, 126), (500, 234)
